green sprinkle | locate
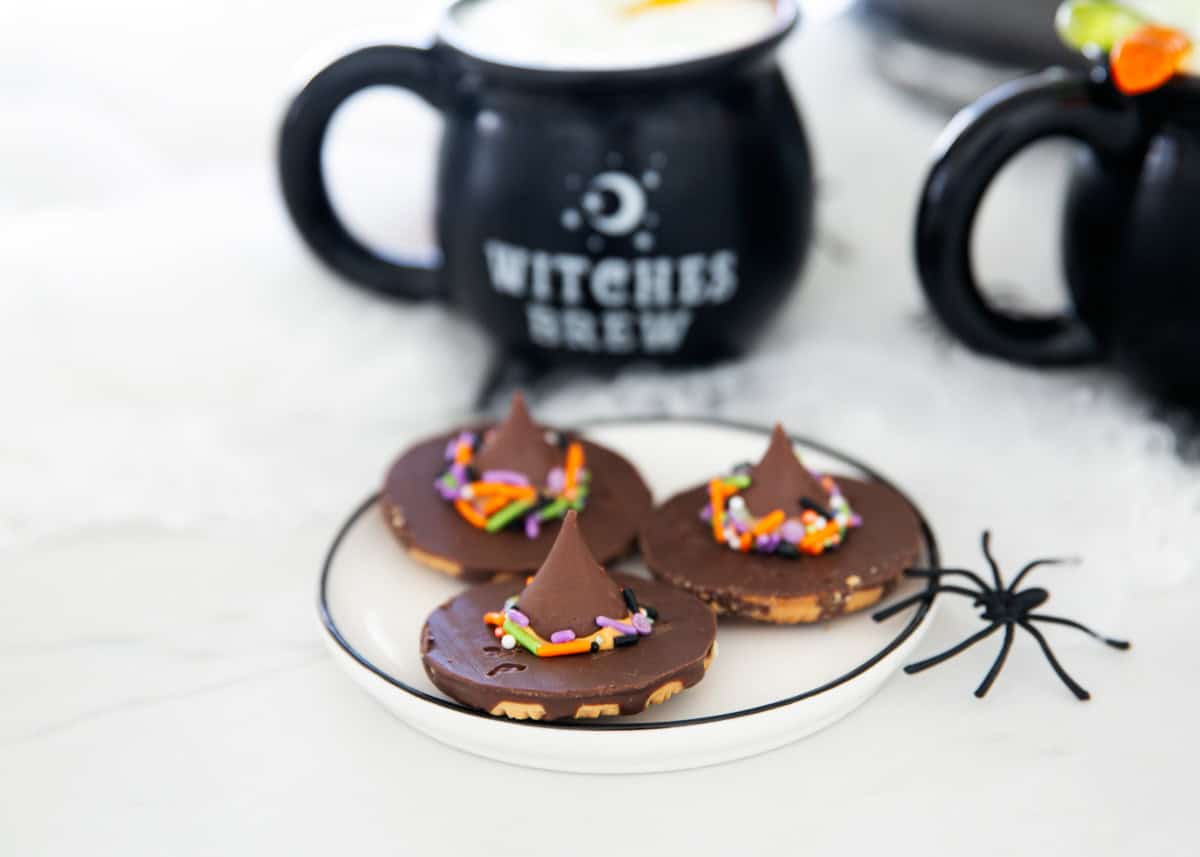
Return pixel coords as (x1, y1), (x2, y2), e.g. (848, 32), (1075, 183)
(1055, 0), (1145, 56)
(503, 619), (541, 654)
(723, 474), (751, 489)
(484, 499), (535, 532)
(437, 472), (459, 489)
(537, 498), (570, 520)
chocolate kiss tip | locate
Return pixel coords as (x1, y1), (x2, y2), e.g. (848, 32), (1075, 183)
(518, 508), (627, 637)
(474, 389), (558, 482)
(742, 421), (830, 515)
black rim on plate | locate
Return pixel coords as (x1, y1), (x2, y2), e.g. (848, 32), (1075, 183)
(318, 416), (940, 731)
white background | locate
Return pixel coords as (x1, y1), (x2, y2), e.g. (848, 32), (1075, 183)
(2, 1), (1197, 854)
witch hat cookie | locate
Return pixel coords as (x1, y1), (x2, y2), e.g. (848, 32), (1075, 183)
(382, 393), (651, 581)
(640, 423), (924, 623)
(421, 511), (718, 720)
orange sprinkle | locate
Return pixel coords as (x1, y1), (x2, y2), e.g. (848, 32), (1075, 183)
(468, 482), (536, 500)
(478, 495), (509, 516)
(483, 612), (506, 626)
(751, 510), (785, 536)
(537, 638), (594, 657)
(1111, 25), (1192, 95)
(525, 576), (534, 585)
(455, 499), (488, 528)
(738, 532), (753, 552)
(563, 442), (584, 492)
(709, 479), (726, 541)
(453, 441), (472, 466)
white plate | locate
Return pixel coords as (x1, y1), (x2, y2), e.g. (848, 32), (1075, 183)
(319, 418), (940, 773)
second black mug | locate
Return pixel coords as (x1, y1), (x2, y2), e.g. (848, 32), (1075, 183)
(279, 0), (813, 367)
(917, 65), (1200, 402)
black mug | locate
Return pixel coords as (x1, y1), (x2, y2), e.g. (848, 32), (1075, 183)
(916, 66), (1200, 402)
(279, 0), (813, 367)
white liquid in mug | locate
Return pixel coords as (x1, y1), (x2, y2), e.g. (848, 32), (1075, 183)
(449, 0), (781, 70)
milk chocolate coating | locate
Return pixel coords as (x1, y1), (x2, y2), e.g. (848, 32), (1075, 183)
(382, 429), (652, 581)
(640, 477), (923, 618)
(472, 392), (560, 485)
(517, 510), (628, 637)
(421, 573), (717, 720)
(740, 423), (831, 516)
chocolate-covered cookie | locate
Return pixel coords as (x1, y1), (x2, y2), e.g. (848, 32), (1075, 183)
(382, 393), (651, 581)
(640, 425), (923, 623)
(421, 511), (717, 720)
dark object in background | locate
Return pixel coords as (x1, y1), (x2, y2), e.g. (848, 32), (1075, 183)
(915, 66), (1200, 404)
(278, 0), (813, 368)
(862, 0), (1076, 68)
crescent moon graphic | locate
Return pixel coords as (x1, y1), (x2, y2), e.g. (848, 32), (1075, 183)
(585, 171), (647, 237)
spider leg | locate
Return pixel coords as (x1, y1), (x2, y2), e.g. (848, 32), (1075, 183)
(1019, 619), (1090, 700)
(872, 585), (979, 622)
(904, 567), (991, 593)
(1007, 557), (1079, 593)
(1026, 613), (1130, 650)
(904, 621), (1002, 674)
(980, 531), (1005, 589)
(974, 623), (1014, 698)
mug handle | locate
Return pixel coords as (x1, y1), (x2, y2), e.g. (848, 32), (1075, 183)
(278, 45), (445, 300)
(915, 68), (1142, 365)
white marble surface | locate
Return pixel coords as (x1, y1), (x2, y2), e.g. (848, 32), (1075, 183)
(2, 2), (1198, 854)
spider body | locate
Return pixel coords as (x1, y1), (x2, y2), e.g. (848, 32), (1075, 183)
(979, 586), (1048, 623)
(875, 532), (1129, 701)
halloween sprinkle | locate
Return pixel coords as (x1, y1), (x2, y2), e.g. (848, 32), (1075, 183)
(482, 587), (655, 659)
(435, 430), (590, 537)
(700, 466), (861, 557)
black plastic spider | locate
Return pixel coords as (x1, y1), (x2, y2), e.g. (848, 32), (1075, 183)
(874, 531), (1130, 700)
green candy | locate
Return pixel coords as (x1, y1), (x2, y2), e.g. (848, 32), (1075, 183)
(503, 618), (541, 654)
(723, 474), (751, 489)
(1055, 0), (1147, 56)
(537, 498), (570, 520)
(484, 498), (535, 532)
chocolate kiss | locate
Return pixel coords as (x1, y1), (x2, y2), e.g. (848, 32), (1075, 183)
(473, 391), (560, 484)
(739, 423), (830, 516)
(517, 510), (628, 638)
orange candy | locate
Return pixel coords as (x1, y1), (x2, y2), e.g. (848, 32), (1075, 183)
(750, 509), (785, 536)
(455, 499), (488, 528)
(708, 479), (729, 542)
(1111, 25), (1192, 95)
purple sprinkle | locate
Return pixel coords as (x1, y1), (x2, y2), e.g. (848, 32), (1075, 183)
(780, 520), (806, 542)
(506, 609), (530, 627)
(450, 463), (467, 481)
(699, 505), (712, 521)
(756, 533), (781, 552)
(550, 629), (575, 644)
(596, 615), (638, 635)
(482, 469), (529, 485)
(524, 514), (540, 539)
(547, 467), (565, 492)
(435, 481), (458, 501)
(850, 515), (863, 527)
(731, 517), (749, 534)
(632, 613), (652, 634)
